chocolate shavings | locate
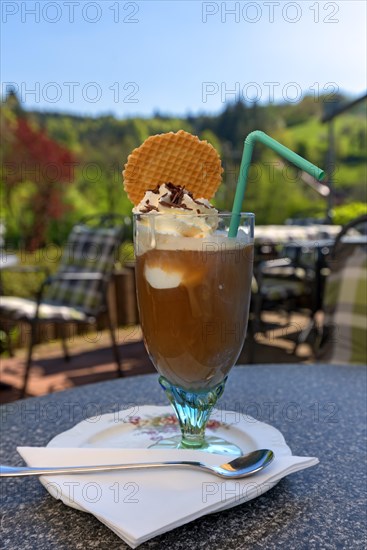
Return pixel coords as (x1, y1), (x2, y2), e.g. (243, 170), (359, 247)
(140, 204), (159, 213)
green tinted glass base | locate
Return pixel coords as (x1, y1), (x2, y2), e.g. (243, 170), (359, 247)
(156, 376), (241, 456)
(149, 434), (242, 456)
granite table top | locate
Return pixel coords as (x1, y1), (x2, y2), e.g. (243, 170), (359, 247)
(1, 363), (366, 550)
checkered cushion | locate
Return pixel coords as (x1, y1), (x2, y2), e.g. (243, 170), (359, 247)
(318, 243), (367, 365)
(44, 224), (123, 314)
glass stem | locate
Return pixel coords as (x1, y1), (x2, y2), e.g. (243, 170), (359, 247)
(159, 376), (227, 449)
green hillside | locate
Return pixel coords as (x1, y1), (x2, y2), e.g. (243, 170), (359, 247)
(1, 92), (366, 247)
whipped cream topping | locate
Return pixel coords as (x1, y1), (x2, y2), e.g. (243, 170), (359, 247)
(133, 183), (218, 238)
(133, 184), (253, 292)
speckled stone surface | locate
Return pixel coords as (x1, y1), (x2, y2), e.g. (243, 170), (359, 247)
(1, 364), (366, 550)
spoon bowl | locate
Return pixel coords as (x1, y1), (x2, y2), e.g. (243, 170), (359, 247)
(0, 449), (274, 479)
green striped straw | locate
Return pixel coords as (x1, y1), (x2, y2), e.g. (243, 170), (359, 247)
(228, 131), (325, 237)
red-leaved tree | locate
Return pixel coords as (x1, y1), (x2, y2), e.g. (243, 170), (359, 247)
(3, 117), (75, 250)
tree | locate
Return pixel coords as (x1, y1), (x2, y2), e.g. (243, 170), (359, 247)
(3, 116), (75, 250)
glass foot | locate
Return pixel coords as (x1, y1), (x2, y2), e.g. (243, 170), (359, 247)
(158, 376), (241, 455)
(149, 435), (242, 456)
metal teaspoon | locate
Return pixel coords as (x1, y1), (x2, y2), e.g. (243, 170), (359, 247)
(0, 449), (274, 479)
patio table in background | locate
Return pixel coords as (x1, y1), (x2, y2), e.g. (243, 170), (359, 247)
(254, 225), (342, 245)
(253, 224), (342, 265)
(1, 364), (366, 549)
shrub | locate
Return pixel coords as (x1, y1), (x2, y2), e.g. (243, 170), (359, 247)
(332, 202), (367, 226)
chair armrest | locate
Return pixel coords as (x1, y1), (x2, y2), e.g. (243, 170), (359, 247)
(261, 258), (292, 270)
(45, 272), (105, 282)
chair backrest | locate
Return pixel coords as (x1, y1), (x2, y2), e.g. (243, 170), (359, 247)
(332, 214), (367, 255)
(318, 215), (367, 365)
(45, 215), (125, 314)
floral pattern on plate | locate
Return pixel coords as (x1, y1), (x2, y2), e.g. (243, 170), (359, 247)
(126, 413), (229, 441)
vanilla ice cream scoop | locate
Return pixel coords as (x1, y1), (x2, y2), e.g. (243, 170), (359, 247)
(133, 183), (218, 238)
(144, 265), (183, 289)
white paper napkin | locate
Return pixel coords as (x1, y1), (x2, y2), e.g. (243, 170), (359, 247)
(17, 446), (318, 548)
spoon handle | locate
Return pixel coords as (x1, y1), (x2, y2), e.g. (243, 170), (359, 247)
(0, 460), (208, 478)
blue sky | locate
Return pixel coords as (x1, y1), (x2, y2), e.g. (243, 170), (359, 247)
(1, 0), (366, 117)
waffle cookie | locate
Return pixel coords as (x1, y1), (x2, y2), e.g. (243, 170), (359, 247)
(123, 130), (223, 205)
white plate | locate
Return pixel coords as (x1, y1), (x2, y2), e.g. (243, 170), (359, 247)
(48, 405), (292, 458)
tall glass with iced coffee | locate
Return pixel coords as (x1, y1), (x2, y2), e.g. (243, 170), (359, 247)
(133, 186), (254, 453)
(124, 132), (254, 454)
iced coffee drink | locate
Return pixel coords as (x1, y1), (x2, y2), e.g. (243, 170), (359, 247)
(134, 184), (253, 391)
(123, 130), (254, 452)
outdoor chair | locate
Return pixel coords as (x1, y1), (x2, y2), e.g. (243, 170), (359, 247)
(0, 214), (126, 397)
(251, 250), (315, 334)
(317, 214), (367, 365)
(246, 250), (316, 363)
